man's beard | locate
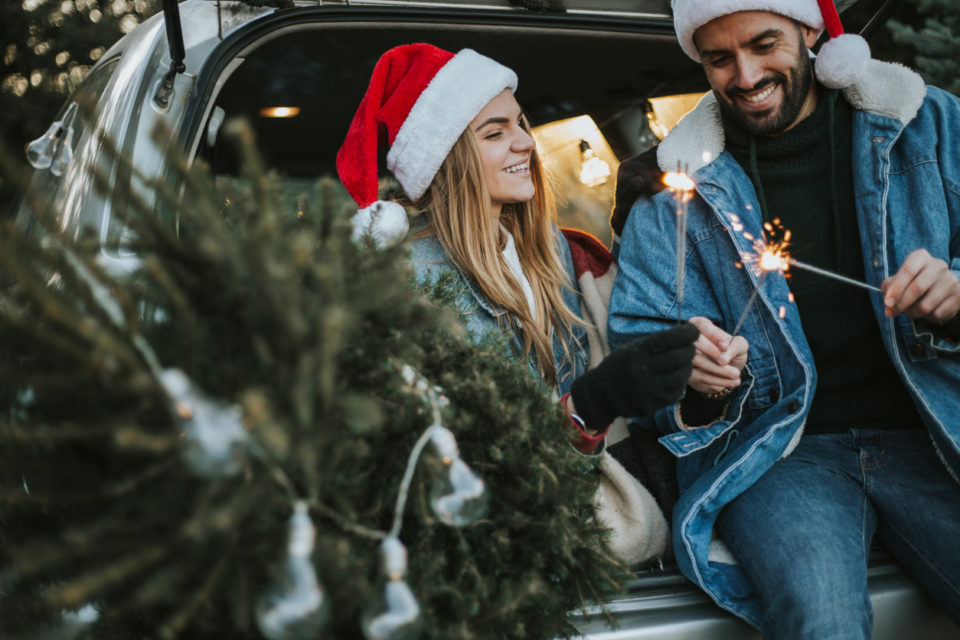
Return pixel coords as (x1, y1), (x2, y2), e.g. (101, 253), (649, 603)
(715, 42), (813, 137)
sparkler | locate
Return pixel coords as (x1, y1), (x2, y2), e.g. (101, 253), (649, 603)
(663, 165), (695, 323)
(730, 218), (881, 338)
(782, 256), (882, 293)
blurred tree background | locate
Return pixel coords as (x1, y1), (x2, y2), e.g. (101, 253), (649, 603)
(1, 0), (160, 212)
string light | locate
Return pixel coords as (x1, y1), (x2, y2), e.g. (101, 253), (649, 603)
(255, 502), (330, 640)
(159, 369), (249, 477)
(26, 101), (78, 174)
(577, 139), (611, 187)
(361, 537), (423, 640)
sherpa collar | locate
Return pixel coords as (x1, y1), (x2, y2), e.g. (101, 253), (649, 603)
(657, 59), (927, 174)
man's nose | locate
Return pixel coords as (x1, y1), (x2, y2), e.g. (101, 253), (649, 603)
(734, 55), (766, 90)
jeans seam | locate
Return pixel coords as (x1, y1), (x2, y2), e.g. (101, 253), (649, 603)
(882, 518), (960, 601)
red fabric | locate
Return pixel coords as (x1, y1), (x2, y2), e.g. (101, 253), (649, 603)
(561, 227), (613, 280)
(817, 0), (845, 38)
(336, 44), (455, 208)
(561, 392), (609, 455)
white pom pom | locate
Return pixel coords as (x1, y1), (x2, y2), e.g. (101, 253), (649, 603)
(815, 33), (871, 89)
(351, 200), (409, 247)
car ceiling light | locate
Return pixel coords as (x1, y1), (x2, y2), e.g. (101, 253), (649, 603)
(578, 139), (611, 188)
(646, 92), (707, 140)
(259, 106), (301, 118)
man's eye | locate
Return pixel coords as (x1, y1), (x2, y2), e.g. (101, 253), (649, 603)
(707, 56), (730, 67)
(755, 41), (776, 53)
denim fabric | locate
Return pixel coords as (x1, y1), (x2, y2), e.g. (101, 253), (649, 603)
(715, 429), (960, 639)
(608, 82), (960, 626)
(409, 224), (588, 397)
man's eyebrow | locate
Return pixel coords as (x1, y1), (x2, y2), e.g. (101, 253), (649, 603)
(698, 28), (785, 58)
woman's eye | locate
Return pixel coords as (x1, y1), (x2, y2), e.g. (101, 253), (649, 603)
(485, 131), (503, 140)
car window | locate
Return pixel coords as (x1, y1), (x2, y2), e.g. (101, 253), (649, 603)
(15, 56), (121, 235)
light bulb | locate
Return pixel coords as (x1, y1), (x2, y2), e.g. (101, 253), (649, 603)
(577, 140), (611, 188)
(49, 124), (74, 177)
(644, 101), (671, 141)
(159, 369), (248, 477)
(255, 502), (330, 640)
(26, 102), (78, 171)
(361, 537), (423, 640)
(26, 121), (63, 170)
(427, 425), (487, 526)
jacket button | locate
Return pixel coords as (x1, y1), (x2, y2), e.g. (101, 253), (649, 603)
(789, 401), (800, 413)
(910, 343), (924, 357)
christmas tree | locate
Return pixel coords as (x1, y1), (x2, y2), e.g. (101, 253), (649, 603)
(888, 0), (960, 96)
(0, 120), (628, 639)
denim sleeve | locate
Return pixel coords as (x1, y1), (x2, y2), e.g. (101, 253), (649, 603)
(608, 195), (723, 346)
(608, 196), (744, 442)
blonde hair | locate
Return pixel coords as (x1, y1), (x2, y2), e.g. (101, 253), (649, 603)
(413, 121), (584, 385)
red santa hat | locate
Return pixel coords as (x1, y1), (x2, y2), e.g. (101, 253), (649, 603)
(336, 43), (518, 246)
(671, 0), (870, 90)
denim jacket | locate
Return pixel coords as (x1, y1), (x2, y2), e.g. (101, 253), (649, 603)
(609, 61), (960, 626)
(410, 223), (589, 398)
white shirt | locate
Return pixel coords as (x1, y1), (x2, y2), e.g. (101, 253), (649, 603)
(500, 226), (537, 321)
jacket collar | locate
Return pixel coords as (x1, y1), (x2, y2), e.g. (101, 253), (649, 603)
(658, 59), (927, 174)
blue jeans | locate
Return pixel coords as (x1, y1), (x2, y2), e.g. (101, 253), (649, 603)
(715, 428), (960, 640)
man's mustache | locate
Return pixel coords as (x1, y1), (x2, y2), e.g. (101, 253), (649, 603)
(726, 75), (786, 100)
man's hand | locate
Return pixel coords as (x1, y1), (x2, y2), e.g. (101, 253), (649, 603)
(882, 249), (960, 322)
(688, 316), (748, 395)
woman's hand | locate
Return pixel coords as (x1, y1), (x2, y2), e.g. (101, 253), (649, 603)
(687, 316), (748, 395)
(570, 323), (698, 430)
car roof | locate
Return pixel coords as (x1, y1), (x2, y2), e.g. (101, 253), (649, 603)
(285, 0), (674, 20)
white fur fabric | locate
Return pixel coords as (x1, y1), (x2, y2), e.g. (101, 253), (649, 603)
(595, 452), (670, 566)
(351, 200), (409, 247)
(672, 0), (824, 61)
(815, 33), (871, 89)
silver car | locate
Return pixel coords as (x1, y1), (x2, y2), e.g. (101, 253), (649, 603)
(13, 1), (956, 637)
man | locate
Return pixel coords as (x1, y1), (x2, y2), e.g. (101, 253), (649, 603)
(608, 0), (960, 637)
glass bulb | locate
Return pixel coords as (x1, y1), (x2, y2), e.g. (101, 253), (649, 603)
(362, 538), (423, 640)
(49, 124), (74, 177)
(255, 503), (330, 640)
(26, 121), (63, 170)
(578, 140), (611, 187)
(427, 425), (487, 526)
(644, 101), (671, 141)
(159, 369), (248, 477)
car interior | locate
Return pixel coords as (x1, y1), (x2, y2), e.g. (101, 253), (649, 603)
(197, 16), (708, 245)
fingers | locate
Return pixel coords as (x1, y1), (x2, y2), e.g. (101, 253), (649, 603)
(639, 322), (699, 354)
(882, 249), (960, 321)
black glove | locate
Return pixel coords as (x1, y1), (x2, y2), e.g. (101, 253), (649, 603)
(570, 323), (698, 430)
(610, 148), (664, 238)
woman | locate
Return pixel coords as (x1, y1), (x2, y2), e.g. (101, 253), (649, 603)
(336, 43), (699, 563)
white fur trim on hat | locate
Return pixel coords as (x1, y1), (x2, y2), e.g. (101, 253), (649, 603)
(351, 200), (409, 247)
(387, 49), (518, 201)
(815, 32), (870, 88)
(672, 0), (824, 61)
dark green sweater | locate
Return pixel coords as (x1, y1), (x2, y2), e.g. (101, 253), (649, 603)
(723, 89), (921, 434)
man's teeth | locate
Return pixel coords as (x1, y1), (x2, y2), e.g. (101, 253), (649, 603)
(745, 85), (776, 103)
(504, 163), (528, 174)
